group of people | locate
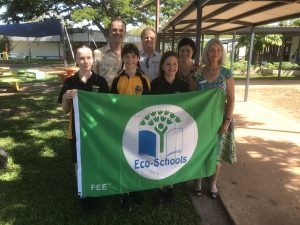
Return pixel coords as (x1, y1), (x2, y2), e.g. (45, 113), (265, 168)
(58, 18), (236, 213)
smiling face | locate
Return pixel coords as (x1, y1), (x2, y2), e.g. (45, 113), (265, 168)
(76, 47), (93, 72)
(208, 42), (223, 64)
(162, 56), (178, 79)
(178, 44), (194, 62)
(109, 20), (126, 44)
(122, 53), (139, 71)
(141, 29), (156, 53)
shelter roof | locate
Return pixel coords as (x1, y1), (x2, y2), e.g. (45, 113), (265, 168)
(161, 0), (300, 36)
(0, 20), (61, 37)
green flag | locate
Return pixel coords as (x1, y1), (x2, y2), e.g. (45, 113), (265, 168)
(73, 88), (224, 197)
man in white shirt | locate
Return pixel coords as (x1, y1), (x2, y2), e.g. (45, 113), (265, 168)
(93, 19), (126, 87)
(139, 27), (161, 81)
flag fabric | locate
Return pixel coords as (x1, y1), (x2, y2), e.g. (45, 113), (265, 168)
(73, 88), (224, 197)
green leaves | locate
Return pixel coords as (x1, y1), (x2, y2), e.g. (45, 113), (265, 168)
(140, 110), (181, 128)
(166, 119), (173, 125)
(0, 0), (189, 35)
(139, 120), (146, 126)
(160, 116), (166, 122)
(148, 120), (154, 126)
(175, 116), (181, 123)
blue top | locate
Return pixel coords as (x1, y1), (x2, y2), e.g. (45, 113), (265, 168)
(194, 66), (232, 92)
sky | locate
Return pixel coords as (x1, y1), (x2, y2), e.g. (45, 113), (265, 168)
(0, 6), (5, 24)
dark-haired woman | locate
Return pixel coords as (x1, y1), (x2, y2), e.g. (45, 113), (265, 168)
(177, 38), (199, 91)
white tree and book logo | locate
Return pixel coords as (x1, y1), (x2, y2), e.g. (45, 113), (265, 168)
(123, 104), (198, 180)
(139, 110), (182, 156)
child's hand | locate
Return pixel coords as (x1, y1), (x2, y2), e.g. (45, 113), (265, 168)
(64, 89), (77, 100)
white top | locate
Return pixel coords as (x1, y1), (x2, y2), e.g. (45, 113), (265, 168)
(139, 49), (161, 81)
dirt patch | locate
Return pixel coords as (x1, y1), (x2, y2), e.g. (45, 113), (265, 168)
(236, 83), (300, 123)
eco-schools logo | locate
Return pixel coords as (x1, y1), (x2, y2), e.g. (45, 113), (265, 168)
(123, 104), (198, 180)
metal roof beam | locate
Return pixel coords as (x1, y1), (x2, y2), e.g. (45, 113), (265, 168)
(225, 2), (288, 24)
(177, 19), (197, 25)
(254, 12), (300, 27)
(181, 23), (196, 32)
(202, 2), (244, 22)
(205, 19), (253, 26)
(199, 2), (290, 33)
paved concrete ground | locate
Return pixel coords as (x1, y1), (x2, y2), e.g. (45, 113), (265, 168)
(187, 180), (233, 225)
(189, 81), (300, 225)
(217, 83), (300, 225)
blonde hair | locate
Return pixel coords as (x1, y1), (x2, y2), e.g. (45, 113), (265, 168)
(140, 27), (156, 39)
(201, 38), (226, 65)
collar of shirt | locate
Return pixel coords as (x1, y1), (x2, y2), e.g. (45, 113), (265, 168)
(101, 44), (122, 58)
(162, 75), (180, 86)
(119, 69), (143, 77)
(140, 49), (159, 58)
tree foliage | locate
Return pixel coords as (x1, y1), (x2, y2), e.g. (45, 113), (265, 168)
(237, 34), (282, 53)
(236, 33), (283, 66)
(279, 18), (300, 27)
(0, 35), (12, 51)
(0, 0), (189, 38)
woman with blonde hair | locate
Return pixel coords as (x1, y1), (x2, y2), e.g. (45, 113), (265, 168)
(194, 38), (236, 198)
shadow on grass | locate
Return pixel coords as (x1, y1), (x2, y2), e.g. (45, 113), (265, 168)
(0, 81), (201, 225)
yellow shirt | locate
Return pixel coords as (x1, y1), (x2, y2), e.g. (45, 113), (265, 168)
(111, 70), (151, 95)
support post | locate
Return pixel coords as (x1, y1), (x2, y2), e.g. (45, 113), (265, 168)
(230, 31), (236, 72)
(155, 0), (160, 52)
(65, 27), (76, 66)
(171, 25), (175, 51)
(244, 27), (255, 102)
(278, 37), (285, 79)
(194, 0), (203, 65)
(60, 18), (67, 67)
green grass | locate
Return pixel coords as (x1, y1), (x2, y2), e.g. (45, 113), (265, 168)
(0, 80), (201, 225)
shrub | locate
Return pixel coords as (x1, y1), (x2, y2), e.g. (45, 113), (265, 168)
(233, 59), (248, 72)
(264, 63), (276, 70)
(273, 62), (300, 70)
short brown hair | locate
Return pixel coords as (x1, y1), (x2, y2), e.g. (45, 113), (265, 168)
(108, 18), (126, 32)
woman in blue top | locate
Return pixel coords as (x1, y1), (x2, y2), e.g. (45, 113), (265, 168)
(193, 38), (236, 199)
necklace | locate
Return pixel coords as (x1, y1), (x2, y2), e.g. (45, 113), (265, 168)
(203, 65), (220, 82)
(208, 66), (220, 73)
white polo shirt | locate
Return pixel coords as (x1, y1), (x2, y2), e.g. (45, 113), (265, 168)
(139, 49), (161, 81)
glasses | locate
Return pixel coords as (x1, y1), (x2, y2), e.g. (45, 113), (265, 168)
(146, 57), (150, 68)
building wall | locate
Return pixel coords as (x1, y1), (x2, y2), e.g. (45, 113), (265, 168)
(10, 40), (62, 59)
(8, 30), (141, 59)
